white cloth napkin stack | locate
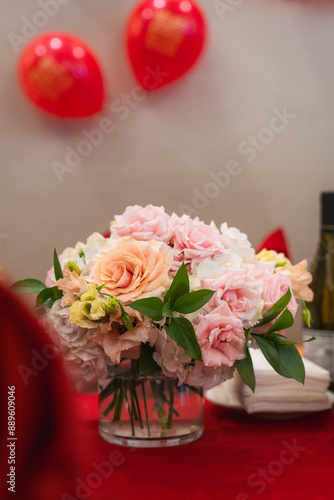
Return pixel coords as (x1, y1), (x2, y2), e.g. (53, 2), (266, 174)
(206, 348), (333, 415)
(241, 348), (332, 414)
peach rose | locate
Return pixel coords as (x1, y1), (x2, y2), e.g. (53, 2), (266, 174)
(276, 259), (313, 302)
(90, 237), (172, 303)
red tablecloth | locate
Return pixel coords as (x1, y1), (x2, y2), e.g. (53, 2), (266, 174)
(73, 393), (334, 500)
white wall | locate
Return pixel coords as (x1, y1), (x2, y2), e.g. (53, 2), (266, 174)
(1, 0), (334, 330)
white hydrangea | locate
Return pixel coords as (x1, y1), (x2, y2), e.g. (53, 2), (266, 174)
(44, 300), (108, 381)
(220, 223), (255, 263)
(46, 232), (107, 286)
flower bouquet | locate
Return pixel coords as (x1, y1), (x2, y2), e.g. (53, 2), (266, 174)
(13, 205), (314, 447)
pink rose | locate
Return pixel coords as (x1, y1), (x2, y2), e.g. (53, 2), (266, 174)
(194, 304), (245, 368)
(247, 260), (275, 288)
(90, 237), (172, 303)
(202, 269), (260, 329)
(170, 215), (224, 266)
(111, 205), (173, 243)
(253, 272), (298, 334)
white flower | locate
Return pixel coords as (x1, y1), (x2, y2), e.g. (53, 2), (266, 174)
(45, 232), (108, 286)
(191, 253), (244, 289)
(149, 327), (191, 384)
(220, 223), (255, 263)
(68, 232), (108, 269)
(44, 300), (108, 381)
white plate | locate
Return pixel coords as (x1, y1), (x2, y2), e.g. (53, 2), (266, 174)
(206, 378), (243, 410)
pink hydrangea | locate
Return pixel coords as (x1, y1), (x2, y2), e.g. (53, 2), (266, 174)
(202, 269), (260, 329)
(170, 214), (224, 266)
(194, 304), (245, 368)
(89, 320), (150, 365)
(184, 361), (235, 390)
(111, 205), (173, 243)
(149, 327), (191, 384)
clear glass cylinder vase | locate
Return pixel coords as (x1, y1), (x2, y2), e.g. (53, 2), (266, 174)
(98, 361), (204, 448)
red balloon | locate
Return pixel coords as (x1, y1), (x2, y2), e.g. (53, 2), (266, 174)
(18, 33), (105, 118)
(126, 0), (206, 90)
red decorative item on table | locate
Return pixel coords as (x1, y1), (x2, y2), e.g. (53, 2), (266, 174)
(256, 227), (291, 262)
(126, 0), (207, 90)
(18, 32), (105, 118)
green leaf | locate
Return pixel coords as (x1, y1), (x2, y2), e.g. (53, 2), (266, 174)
(265, 332), (317, 350)
(53, 286), (63, 301)
(139, 343), (161, 375)
(11, 279), (46, 294)
(35, 287), (55, 307)
(234, 345), (256, 392)
(253, 334), (293, 379)
(43, 298), (56, 309)
(254, 289), (292, 328)
(129, 297), (163, 322)
(164, 263), (189, 307)
(54, 248), (63, 281)
(277, 345), (305, 384)
(264, 308), (294, 336)
(173, 289), (215, 314)
(36, 297), (56, 312)
(168, 317), (202, 361)
(162, 300), (174, 318)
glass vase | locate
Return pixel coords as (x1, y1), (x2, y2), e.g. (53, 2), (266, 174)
(98, 360), (204, 448)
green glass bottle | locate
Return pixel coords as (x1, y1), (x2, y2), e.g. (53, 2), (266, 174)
(303, 192), (334, 392)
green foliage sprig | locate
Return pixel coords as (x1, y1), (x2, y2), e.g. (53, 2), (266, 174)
(129, 263), (215, 371)
(12, 248), (64, 311)
(234, 289), (316, 392)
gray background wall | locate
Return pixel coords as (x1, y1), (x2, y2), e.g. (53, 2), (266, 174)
(1, 0), (334, 337)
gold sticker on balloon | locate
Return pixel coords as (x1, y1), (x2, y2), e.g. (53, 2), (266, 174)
(145, 10), (187, 57)
(28, 56), (75, 101)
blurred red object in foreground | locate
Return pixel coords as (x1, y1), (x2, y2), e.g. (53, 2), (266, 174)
(0, 283), (79, 500)
(256, 227), (291, 261)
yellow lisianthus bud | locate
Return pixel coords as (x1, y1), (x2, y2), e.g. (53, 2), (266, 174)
(302, 308), (312, 328)
(67, 261), (81, 275)
(103, 296), (118, 315)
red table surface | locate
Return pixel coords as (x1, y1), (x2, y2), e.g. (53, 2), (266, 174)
(74, 393), (334, 500)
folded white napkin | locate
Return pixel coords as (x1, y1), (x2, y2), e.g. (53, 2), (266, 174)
(206, 348), (333, 415)
(241, 349), (332, 414)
